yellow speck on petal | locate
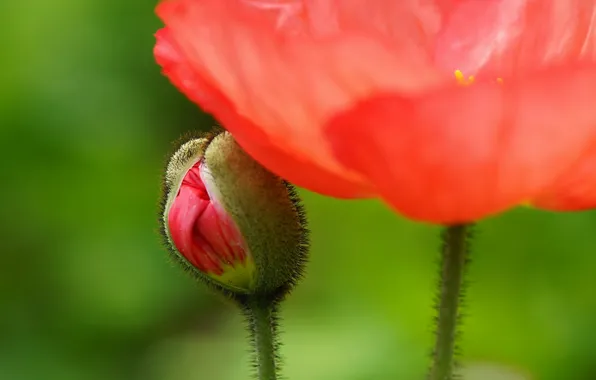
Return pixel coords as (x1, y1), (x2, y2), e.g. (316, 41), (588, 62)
(520, 200), (533, 208)
(454, 69), (475, 86)
(454, 70), (504, 85)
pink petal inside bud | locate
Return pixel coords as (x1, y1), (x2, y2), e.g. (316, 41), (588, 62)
(168, 161), (248, 276)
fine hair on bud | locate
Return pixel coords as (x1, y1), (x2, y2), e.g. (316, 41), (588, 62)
(158, 129), (309, 304)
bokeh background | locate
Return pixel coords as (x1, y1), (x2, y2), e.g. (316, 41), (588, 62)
(2, 1), (596, 380)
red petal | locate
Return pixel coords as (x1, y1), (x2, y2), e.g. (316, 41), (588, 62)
(325, 64), (596, 222)
(168, 164), (253, 273)
(155, 22), (374, 197)
(533, 145), (596, 210)
(168, 186), (224, 273)
(433, 0), (596, 77)
(155, 0), (445, 196)
(155, 28), (211, 106)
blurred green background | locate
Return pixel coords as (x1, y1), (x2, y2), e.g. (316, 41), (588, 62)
(2, 1), (596, 380)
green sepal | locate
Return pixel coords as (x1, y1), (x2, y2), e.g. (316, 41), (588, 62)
(204, 132), (309, 301)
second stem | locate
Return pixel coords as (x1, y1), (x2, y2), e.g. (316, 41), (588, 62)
(429, 224), (472, 380)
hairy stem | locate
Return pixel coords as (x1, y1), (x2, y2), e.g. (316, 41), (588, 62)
(244, 298), (280, 380)
(429, 224), (473, 380)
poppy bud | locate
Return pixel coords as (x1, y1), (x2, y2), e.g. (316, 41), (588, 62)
(159, 131), (309, 301)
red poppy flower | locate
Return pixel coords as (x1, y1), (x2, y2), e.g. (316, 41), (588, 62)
(154, 0), (596, 223)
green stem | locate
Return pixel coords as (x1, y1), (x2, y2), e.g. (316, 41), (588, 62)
(245, 298), (280, 380)
(429, 224), (473, 380)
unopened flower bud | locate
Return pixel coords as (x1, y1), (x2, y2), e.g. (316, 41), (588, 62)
(160, 131), (309, 300)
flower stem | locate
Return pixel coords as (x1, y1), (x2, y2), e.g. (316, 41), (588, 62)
(429, 224), (473, 380)
(244, 298), (280, 380)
